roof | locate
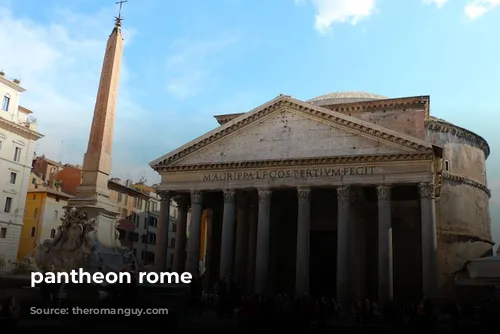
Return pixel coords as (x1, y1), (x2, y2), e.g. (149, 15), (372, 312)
(308, 91), (388, 106)
(150, 94), (436, 170)
(28, 188), (73, 198)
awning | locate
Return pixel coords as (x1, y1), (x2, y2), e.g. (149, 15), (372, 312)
(117, 218), (135, 232)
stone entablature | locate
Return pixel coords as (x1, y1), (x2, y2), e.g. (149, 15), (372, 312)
(426, 118), (490, 158)
(158, 160), (434, 192)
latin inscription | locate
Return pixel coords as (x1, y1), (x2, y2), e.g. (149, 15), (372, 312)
(202, 166), (375, 181)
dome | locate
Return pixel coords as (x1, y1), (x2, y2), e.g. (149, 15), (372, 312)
(307, 91), (388, 106)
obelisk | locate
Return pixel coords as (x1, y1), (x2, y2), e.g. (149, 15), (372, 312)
(66, 10), (125, 252)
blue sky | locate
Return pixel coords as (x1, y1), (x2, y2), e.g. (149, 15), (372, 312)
(0, 0), (499, 244)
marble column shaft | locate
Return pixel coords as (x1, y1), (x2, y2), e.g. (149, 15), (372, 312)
(336, 186), (351, 310)
(173, 196), (189, 273)
(246, 202), (258, 293)
(154, 191), (172, 272)
(419, 182), (438, 299)
(234, 194), (250, 288)
(185, 191), (203, 277)
(295, 187), (311, 296)
(377, 185), (393, 306)
(219, 190), (237, 281)
(255, 189), (272, 295)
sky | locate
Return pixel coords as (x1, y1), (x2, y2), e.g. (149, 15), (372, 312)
(0, 0), (499, 244)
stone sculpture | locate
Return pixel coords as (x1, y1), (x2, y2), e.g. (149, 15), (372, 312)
(35, 207), (97, 271)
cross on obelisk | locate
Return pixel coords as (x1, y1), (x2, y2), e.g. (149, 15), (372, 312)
(115, 0), (127, 26)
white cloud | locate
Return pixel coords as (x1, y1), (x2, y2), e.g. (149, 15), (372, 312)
(423, 0), (450, 8)
(464, 0), (500, 19)
(0, 5), (159, 182)
(295, 0), (376, 34)
(165, 37), (238, 99)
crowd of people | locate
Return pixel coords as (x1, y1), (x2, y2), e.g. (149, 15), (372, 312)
(186, 278), (500, 330)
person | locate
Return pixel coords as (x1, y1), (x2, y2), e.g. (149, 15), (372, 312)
(214, 277), (228, 316)
(3, 295), (20, 328)
(51, 270), (66, 321)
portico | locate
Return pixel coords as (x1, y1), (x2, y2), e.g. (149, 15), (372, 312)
(150, 94), (443, 305)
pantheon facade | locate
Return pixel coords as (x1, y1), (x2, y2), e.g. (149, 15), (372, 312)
(150, 92), (493, 305)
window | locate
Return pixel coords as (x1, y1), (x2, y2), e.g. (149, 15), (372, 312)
(144, 217), (147, 229)
(9, 172), (16, 184)
(444, 160), (450, 172)
(170, 238), (175, 248)
(54, 210), (59, 220)
(33, 208), (38, 218)
(33, 195), (37, 200)
(50, 229), (56, 238)
(4, 197), (12, 213)
(172, 223), (177, 232)
(2, 94), (10, 111)
(0, 228), (6, 238)
(117, 192), (122, 203)
(170, 253), (174, 265)
(124, 194), (128, 205)
(121, 208), (127, 218)
(151, 201), (157, 212)
(31, 178), (36, 184)
(13, 147), (21, 162)
(30, 227), (36, 237)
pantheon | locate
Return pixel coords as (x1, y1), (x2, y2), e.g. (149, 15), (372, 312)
(150, 91), (493, 305)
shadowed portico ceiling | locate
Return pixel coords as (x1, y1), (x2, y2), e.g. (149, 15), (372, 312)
(150, 94), (440, 171)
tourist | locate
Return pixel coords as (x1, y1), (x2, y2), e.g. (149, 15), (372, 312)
(51, 270), (66, 321)
(3, 295), (20, 328)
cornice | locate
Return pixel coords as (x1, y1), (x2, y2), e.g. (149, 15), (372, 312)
(214, 96), (430, 125)
(157, 153), (434, 172)
(426, 119), (490, 158)
(438, 227), (494, 245)
(0, 117), (43, 140)
(313, 95), (430, 118)
(442, 172), (490, 198)
(151, 96), (434, 170)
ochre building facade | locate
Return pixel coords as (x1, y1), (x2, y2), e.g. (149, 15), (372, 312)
(150, 92), (492, 305)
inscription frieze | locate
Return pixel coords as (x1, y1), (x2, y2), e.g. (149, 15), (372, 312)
(202, 166), (375, 182)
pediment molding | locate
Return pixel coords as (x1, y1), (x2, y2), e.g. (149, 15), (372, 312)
(159, 153), (434, 172)
(151, 96), (437, 170)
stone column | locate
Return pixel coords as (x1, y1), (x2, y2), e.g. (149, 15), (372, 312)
(295, 187), (311, 296)
(255, 189), (272, 295)
(246, 201), (258, 293)
(186, 191), (203, 277)
(336, 186), (351, 312)
(219, 189), (237, 282)
(154, 191), (172, 272)
(234, 193), (250, 290)
(173, 195), (189, 273)
(419, 182), (438, 299)
(377, 185), (393, 307)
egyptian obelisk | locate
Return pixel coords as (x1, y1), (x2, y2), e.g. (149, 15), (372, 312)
(66, 7), (125, 253)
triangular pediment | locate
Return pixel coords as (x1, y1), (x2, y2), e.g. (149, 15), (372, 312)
(150, 95), (435, 169)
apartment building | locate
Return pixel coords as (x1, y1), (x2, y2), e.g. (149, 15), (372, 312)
(0, 73), (43, 264)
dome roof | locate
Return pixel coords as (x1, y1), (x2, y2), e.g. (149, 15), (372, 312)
(307, 91), (388, 106)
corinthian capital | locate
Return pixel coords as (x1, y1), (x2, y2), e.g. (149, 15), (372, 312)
(297, 187), (311, 202)
(418, 182), (435, 199)
(191, 191), (203, 205)
(376, 185), (391, 201)
(157, 190), (172, 202)
(258, 189), (272, 202)
(223, 189), (236, 203)
(336, 186), (351, 203)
